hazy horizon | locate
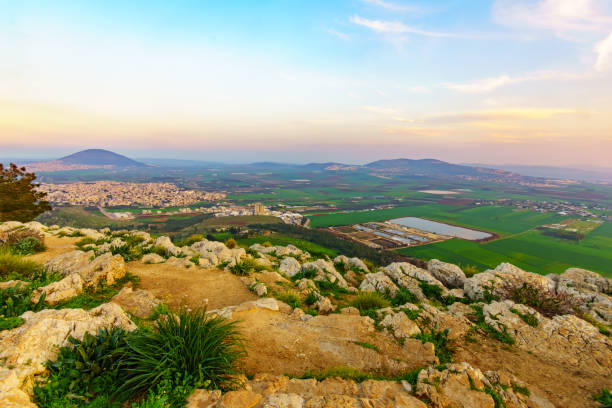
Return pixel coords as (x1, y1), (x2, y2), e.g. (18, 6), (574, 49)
(2, 0), (612, 166)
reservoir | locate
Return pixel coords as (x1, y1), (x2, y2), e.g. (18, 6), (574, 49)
(388, 217), (493, 241)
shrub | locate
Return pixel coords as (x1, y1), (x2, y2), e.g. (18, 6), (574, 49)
(0, 316), (24, 330)
(414, 328), (452, 364)
(499, 281), (583, 318)
(304, 291), (318, 306)
(593, 388), (612, 407)
(228, 258), (262, 276)
(0, 228), (46, 255)
(301, 366), (375, 383)
(118, 308), (245, 396)
(315, 279), (350, 298)
(461, 264), (480, 278)
(391, 287), (419, 306)
(175, 234), (204, 247)
(0, 282), (48, 330)
(275, 290), (302, 309)
(34, 328), (130, 407)
(224, 238), (237, 249)
(351, 292), (391, 314)
(291, 266), (318, 281)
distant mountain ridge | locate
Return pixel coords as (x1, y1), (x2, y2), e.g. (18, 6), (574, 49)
(59, 149), (146, 167)
(23, 149), (147, 172)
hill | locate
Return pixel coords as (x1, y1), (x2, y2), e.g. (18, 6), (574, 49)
(59, 149), (145, 167)
(23, 149), (147, 172)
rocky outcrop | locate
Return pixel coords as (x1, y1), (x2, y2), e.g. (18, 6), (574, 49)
(463, 263), (555, 300)
(111, 287), (161, 318)
(427, 259), (466, 289)
(482, 300), (612, 376)
(30, 273), (83, 305)
(334, 255), (369, 273)
(0, 303), (136, 407)
(45, 250), (126, 288)
(279, 257), (301, 278)
(192, 240), (244, 266)
(153, 236), (181, 256)
(142, 253), (165, 264)
(379, 310), (421, 340)
(416, 363), (552, 408)
(359, 272), (399, 296)
(249, 244), (309, 260)
(188, 375), (428, 408)
(301, 259), (350, 289)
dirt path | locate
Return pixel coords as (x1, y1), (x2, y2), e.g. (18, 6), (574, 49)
(26, 235), (80, 264)
(128, 261), (258, 310)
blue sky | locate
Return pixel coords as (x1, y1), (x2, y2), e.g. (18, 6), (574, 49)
(1, 0), (611, 165)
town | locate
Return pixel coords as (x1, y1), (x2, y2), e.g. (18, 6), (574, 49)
(38, 181), (225, 207)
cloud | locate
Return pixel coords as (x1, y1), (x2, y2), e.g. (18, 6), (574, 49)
(350, 15), (472, 39)
(425, 108), (581, 124)
(594, 33), (612, 71)
(444, 70), (585, 93)
(363, 105), (399, 114)
(327, 29), (350, 40)
(492, 0), (612, 35)
(361, 0), (425, 13)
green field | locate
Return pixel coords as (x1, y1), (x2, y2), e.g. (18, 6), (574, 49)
(308, 205), (567, 236)
(397, 223), (612, 277)
(236, 234), (337, 258)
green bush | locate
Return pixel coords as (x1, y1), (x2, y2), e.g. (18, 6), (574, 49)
(593, 388), (612, 407)
(34, 328), (129, 408)
(351, 292), (390, 314)
(175, 234), (203, 248)
(224, 238), (237, 249)
(291, 266), (318, 281)
(414, 328), (452, 364)
(118, 308), (245, 396)
(461, 264), (480, 278)
(0, 283), (47, 330)
(315, 279), (350, 298)
(391, 287), (419, 306)
(11, 237), (46, 255)
(228, 258), (263, 276)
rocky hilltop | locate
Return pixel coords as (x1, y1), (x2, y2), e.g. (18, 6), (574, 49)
(0, 220), (611, 408)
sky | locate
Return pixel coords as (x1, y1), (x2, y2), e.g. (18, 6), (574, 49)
(1, 0), (611, 166)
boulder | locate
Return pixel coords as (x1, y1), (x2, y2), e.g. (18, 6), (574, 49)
(463, 263), (556, 300)
(301, 259), (349, 289)
(359, 272), (399, 296)
(313, 294), (336, 314)
(334, 255), (369, 273)
(45, 251), (126, 288)
(380, 311), (421, 339)
(78, 228), (105, 240)
(192, 240), (233, 265)
(166, 256), (195, 268)
(142, 253), (165, 264)
(252, 282), (268, 296)
(279, 257), (301, 278)
(154, 236), (181, 256)
(427, 259), (466, 288)
(0, 303), (136, 407)
(111, 287), (161, 318)
(30, 273), (83, 305)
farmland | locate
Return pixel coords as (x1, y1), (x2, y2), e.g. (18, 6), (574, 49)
(308, 204), (567, 235)
(397, 224), (612, 277)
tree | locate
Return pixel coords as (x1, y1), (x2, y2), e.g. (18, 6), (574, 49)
(0, 163), (52, 222)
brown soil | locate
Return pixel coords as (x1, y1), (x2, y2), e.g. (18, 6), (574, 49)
(454, 335), (612, 408)
(127, 261), (258, 310)
(26, 236), (80, 264)
(231, 308), (436, 377)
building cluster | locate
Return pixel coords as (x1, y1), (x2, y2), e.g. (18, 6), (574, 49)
(39, 181), (225, 207)
(475, 198), (599, 217)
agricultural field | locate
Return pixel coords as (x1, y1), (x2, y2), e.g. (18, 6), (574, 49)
(397, 223), (612, 277)
(308, 204), (567, 236)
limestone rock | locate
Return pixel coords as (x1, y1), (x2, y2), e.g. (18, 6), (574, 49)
(187, 389), (222, 408)
(279, 257), (301, 278)
(334, 255), (369, 273)
(142, 253), (165, 264)
(482, 300), (612, 376)
(154, 236), (181, 256)
(0, 303), (136, 407)
(359, 272), (399, 296)
(218, 390), (261, 408)
(45, 251), (126, 288)
(301, 259), (349, 289)
(252, 282), (268, 296)
(192, 240), (234, 265)
(380, 311), (421, 339)
(166, 256), (195, 268)
(313, 294), (336, 314)
(428, 259), (466, 289)
(111, 287), (161, 318)
(31, 273), (83, 305)
(0, 280), (28, 290)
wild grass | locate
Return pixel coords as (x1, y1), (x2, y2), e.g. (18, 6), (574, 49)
(510, 308), (539, 327)
(118, 308), (245, 395)
(228, 258), (264, 276)
(299, 366), (424, 387)
(53, 273), (140, 310)
(593, 388), (612, 407)
(351, 341), (379, 352)
(500, 281), (583, 318)
(275, 290), (302, 309)
(0, 249), (46, 280)
(350, 292), (390, 314)
(469, 305), (515, 345)
(390, 287), (419, 306)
